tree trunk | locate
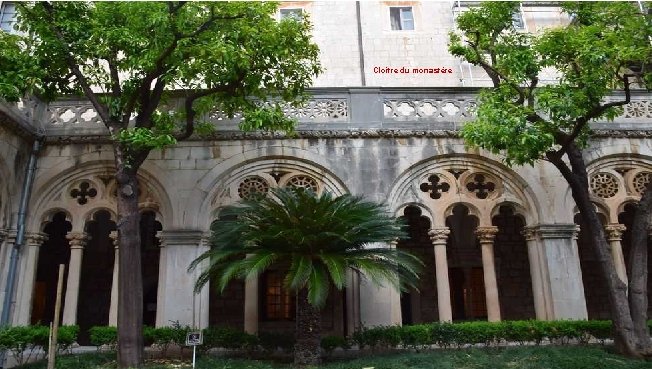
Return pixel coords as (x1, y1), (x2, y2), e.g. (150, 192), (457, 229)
(548, 145), (640, 357)
(628, 181), (652, 353)
(294, 289), (322, 366)
(114, 148), (144, 368)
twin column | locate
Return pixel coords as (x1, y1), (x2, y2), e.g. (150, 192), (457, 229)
(428, 226), (500, 322)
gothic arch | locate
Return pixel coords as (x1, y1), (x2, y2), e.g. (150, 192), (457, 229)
(194, 155), (349, 231)
(586, 154), (652, 223)
(29, 161), (172, 231)
(387, 154), (539, 227)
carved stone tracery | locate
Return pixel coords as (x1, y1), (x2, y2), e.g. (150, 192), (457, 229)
(632, 171), (651, 196)
(237, 176), (270, 199)
(589, 172), (619, 199)
(466, 174), (496, 199)
(419, 174), (450, 199)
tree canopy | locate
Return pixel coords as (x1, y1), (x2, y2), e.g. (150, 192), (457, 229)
(449, 2), (651, 166)
(449, 1), (652, 357)
(1, 2), (321, 159)
(0, 3), (322, 367)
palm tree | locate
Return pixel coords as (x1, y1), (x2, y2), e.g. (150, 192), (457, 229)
(188, 187), (423, 365)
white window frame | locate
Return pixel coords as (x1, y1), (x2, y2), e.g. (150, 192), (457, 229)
(0, 1), (17, 33)
(390, 6), (415, 31)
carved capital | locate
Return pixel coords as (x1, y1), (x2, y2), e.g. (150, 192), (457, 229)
(521, 227), (537, 241)
(428, 227), (450, 245)
(25, 232), (48, 247)
(0, 229), (8, 244)
(109, 231), (119, 249)
(475, 226), (498, 244)
(605, 224), (627, 241)
(66, 231), (89, 249)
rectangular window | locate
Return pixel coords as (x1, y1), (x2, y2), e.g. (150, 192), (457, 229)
(512, 10), (525, 29)
(390, 7), (414, 31)
(262, 271), (294, 321)
(0, 2), (17, 33)
(279, 8), (303, 21)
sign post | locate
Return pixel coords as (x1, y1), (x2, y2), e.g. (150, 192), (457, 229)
(185, 331), (203, 369)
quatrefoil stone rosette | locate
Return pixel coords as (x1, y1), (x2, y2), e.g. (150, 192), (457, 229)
(459, 171), (503, 200)
(416, 170), (504, 202)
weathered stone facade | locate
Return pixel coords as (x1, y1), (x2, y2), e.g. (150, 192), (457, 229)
(0, 1), (651, 343)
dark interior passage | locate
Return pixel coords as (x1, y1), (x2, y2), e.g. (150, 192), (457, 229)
(140, 211), (162, 327)
(32, 212), (72, 325)
(77, 210), (116, 344)
(492, 205), (535, 320)
(446, 204), (486, 321)
(397, 206), (437, 325)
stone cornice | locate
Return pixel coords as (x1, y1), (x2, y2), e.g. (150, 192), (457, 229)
(41, 128), (652, 144)
(157, 229), (205, 247)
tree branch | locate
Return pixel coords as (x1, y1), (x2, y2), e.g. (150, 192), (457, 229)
(41, 3), (112, 126)
(176, 83), (240, 141)
(108, 51), (121, 98)
(556, 74), (633, 154)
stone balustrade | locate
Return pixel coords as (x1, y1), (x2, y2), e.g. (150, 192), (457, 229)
(2, 88), (651, 141)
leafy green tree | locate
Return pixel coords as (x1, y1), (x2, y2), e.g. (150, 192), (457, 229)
(0, 2), (320, 367)
(449, 2), (652, 357)
(189, 188), (423, 365)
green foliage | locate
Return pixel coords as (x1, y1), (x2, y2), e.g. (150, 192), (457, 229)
(143, 326), (177, 356)
(258, 331), (295, 353)
(0, 325), (78, 365)
(450, 2), (652, 166)
(57, 325), (80, 354)
(351, 320), (628, 351)
(15, 346), (652, 369)
(2, 2), (321, 165)
(189, 187), (423, 309)
(203, 327), (258, 351)
(320, 335), (349, 356)
(88, 326), (117, 350)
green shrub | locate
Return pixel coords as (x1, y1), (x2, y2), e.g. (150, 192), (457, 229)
(0, 325), (49, 365)
(399, 324), (431, 349)
(203, 327), (258, 351)
(258, 331), (295, 353)
(57, 325), (79, 353)
(430, 322), (457, 348)
(147, 326), (176, 356)
(88, 326), (117, 350)
(320, 335), (349, 355)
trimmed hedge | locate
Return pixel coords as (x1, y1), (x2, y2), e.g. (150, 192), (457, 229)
(352, 320), (616, 350)
(0, 325), (78, 365)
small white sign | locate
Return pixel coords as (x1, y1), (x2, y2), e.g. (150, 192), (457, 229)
(186, 331), (203, 346)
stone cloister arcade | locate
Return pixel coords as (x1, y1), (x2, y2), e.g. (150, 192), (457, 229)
(0, 140), (648, 341)
(0, 89), (650, 341)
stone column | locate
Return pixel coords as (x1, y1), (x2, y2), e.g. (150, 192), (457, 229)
(243, 254), (258, 334)
(536, 224), (587, 320)
(156, 230), (207, 328)
(63, 232), (89, 325)
(345, 269), (360, 336)
(0, 230), (15, 321)
(522, 227), (549, 320)
(429, 227), (452, 322)
(13, 232), (48, 325)
(388, 239), (402, 325)
(108, 231), (119, 326)
(359, 242), (402, 327)
(605, 224), (628, 285)
(475, 226), (501, 322)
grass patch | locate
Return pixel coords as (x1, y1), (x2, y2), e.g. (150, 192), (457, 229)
(17, 346), (652, 369)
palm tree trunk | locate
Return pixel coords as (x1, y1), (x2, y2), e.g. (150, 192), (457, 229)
(294, 288), (321, 366)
